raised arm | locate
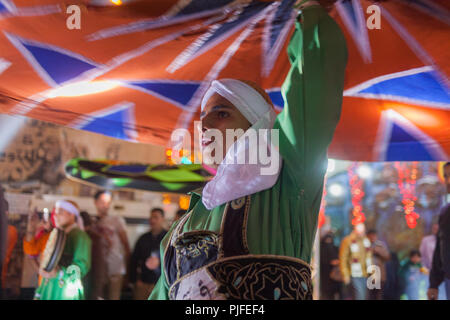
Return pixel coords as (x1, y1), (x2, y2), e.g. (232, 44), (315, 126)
(274, 1), (347, 192)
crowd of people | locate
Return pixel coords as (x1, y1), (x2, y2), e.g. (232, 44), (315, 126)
(1, 190), (186, 300)
(1, 162), (449, 300)
(320, 162), (450, 300)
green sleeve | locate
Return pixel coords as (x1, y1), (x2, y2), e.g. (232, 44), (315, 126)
(148, 272), (170, 300)
(62, 231), (92, 280)
(274, 4), (347, 193)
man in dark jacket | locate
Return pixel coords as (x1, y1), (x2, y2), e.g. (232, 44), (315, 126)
(320, 232), (341, 300)
(427, 162), (450, 300)
(129, 208), (167, 300)
(428, 203), (450, 300)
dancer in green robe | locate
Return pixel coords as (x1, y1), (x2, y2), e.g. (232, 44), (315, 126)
(150, 0), (347, 300)
(34, 200), (91, 300)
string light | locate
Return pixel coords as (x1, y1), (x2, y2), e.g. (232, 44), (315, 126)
(329, 183), (344, 197)
(348, 162), (366, 226)
(395, 162), (419, 229)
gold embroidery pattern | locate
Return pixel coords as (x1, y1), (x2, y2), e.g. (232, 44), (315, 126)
(174, 232), (219, 280)
(230, 197), (246, 210)
(208, 258), (312, 300)
(175, 234), (219, 259)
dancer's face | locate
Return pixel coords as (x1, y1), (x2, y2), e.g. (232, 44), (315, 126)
(200, 93), (251, 168)
(54, 208), (75, 229)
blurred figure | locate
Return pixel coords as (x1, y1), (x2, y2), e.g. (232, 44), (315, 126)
(129, 208), (167, 300)
(399, 250), (428, 300)
(443, 161), (450, 195)
(428, 207), (450, 299)
(23, 208), (54, 287)
(34, 200), (91, 300)
(93, 190), (130, 300)
(366, 229), (390, 300)
(80, 211), (107, 300)
(339, 223), (372, 300)
(0, 187), (6, 298)
(420, 220), (448, 300)
(1, 199), (18, 299)
(320, 231), (341, 300)
(173, 209), (186, 224)
(420, 222), (439, 271)
(427, 162), (450, 300)
(383, 251), (401, 300)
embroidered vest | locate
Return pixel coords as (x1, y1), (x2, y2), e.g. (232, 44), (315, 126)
(164, 196), (313, 300)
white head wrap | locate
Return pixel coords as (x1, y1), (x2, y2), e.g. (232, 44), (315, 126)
(200, 79), (283, 209)
(55, 200), (84, 230)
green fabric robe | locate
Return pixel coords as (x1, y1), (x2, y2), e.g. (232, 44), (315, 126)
(149, 3), (347, 300)
(34, 227), (91, 300)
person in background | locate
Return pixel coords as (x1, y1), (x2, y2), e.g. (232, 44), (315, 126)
(420, 220), (446, 299)
(320, 231), (341, 300)
(383, 251), (401, 300)
(366, 229), (390, 300)
(427, 162), (450, 300)
(339, 222), (372, 300)
(34, 200), (91, 300)
(420, 222), (439, 272)
(80, 211), (108, 300)
(0, 187), (7, 298)
(1, 200), (18, 298)
(399, 250), (428, 300)
(173, 209), (186, 224)
(23, 208), (54, 287)
(93, 190), (131, 300)
(129, 208), (167, 300)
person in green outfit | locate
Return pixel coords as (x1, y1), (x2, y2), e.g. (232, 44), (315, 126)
(34, 200), (91, 300)
(150, 0), (347, 300)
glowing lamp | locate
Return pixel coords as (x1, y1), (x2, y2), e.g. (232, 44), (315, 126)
(329, 183), (344, 197)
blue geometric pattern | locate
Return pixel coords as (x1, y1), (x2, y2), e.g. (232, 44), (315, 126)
(80, 104), (134, 140)
(386, 123), (434, 161)
(359, 70), (450, 105)
(336, 0), (372, 63)
(175, 0), (234, 17)
(341, 0), (358, 28)
(190, 1), (271, 57)
(0, 2), (8, 14)
(399, 0), (450, 24)
(128, 81), (200, 108)
(20, 40), (97, 85)
(268, 0), (295, 50)
(268, 90), (284, 108)
(106, 165), (149, 175)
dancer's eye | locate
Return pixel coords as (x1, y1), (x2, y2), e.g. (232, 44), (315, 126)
(217, 111), (229, 119)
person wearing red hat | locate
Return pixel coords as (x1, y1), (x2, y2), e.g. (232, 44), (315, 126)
(23, 208), (55, 287)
